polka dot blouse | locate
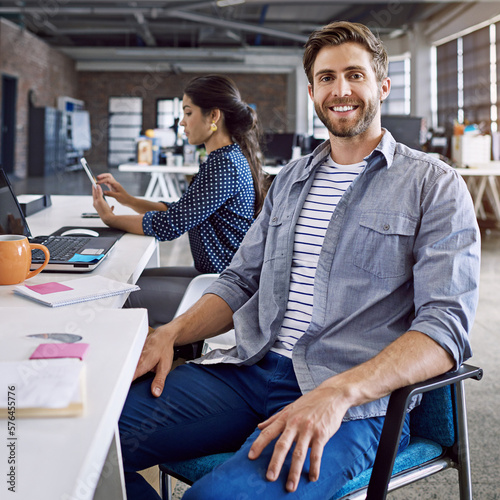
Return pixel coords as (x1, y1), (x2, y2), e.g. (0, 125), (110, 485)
(142, 143), (255, 273)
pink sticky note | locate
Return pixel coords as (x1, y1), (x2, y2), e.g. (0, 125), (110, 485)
(29, 343), (89, 361)
(26, 282), (74, 295)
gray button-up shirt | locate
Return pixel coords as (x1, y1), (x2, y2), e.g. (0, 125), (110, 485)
(197, 130), (481, 420)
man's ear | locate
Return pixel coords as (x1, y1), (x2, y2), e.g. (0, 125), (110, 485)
(380, 77), (391, 103)
(308, 83), (314, 100)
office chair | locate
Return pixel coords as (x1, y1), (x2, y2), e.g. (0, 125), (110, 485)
(159, 363), (483, 500)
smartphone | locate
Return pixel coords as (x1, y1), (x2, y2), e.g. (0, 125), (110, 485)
(81, 212), (101, 218)
(80, 157), (98, 188)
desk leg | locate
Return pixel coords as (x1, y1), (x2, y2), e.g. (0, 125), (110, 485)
(163, 173), (182, 201)
(145, 173), (160, 198)
(146, 242), (160, 268)
(93, 426), (127, 500)
(486, 176), (500, 221)
(157, 173), (176, 201)
(466, 176), (488, 218)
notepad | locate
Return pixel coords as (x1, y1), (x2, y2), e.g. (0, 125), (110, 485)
(30, 343), (89, 361)
(0, 359), (86, 418)
(13, 275), (140, 307)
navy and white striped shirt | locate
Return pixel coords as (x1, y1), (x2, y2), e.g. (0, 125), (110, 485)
(272, 156), (366, 357)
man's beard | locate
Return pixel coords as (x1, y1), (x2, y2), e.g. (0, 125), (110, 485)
(315, 96), (379, 138)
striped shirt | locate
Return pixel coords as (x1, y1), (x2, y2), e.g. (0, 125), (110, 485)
(271, 156), (366, 357)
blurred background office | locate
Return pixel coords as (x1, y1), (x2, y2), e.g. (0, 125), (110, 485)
(0, 2), (499, 498)
(1, 1), (499, 182)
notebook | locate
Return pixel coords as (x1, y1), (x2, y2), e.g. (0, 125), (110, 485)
(13, 275), (140, 307)
(0, 167), (121, 272)
(0, 359), (86, 418)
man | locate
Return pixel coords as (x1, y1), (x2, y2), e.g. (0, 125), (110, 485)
(119, 21), (480, 500)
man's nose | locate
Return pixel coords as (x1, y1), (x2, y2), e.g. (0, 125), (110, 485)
(332, 77), (352, 97)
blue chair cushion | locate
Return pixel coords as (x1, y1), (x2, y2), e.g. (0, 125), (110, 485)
(160, 437), (443, 497)
(331, 436), (443, 498)
(161, 452), (234, 484)
(410, 386), (454, 447)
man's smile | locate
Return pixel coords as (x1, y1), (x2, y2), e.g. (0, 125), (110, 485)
(330, 105), (358, 113)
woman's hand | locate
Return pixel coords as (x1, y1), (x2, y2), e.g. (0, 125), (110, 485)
(92, 184), (116, 226)
(96, 173), (134, 206)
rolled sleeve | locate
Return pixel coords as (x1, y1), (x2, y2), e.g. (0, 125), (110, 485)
(410, 169), (480, 368)
(142, 210), (155, 236)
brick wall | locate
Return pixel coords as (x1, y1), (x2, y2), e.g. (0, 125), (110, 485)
(77, 71), (288, 169)
(0, 17), (289, 175)
(0, 18), (79, 177)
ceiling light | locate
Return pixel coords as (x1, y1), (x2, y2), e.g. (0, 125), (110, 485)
(217, 0), (246, 7)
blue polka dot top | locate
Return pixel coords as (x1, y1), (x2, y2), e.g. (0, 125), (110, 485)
(142, 143), (255, 273)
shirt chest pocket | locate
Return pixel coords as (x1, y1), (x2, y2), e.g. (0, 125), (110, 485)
(353, 212), (417, 278)
(264, 211), (288, 264)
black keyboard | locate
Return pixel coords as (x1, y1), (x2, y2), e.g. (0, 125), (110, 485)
(31, 236), (91, 262)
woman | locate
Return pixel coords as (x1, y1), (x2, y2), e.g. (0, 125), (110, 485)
(93, 75), (265, 340)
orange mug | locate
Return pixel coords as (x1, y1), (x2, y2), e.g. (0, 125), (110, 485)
(0, 235), (50, 285)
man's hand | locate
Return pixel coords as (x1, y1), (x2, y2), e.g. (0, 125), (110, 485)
(133, 324), (176, 397)
(248, 385), (349, 493)
(247, 331), (454, 493)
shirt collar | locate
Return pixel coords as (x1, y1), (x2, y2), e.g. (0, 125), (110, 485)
(368, 128), (396, 169)
(303, 128), (397, 177)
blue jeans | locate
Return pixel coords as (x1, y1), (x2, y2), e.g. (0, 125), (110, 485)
(119, 352), (410, 500)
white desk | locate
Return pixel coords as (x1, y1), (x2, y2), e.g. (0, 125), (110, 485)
(119, 163), (199, 201)
(1, 195), (159, 308)
(455, 161), (500, 221)
(0, 306), (148, 500)
(118, 163), (284, 200)
(0, 195), (158, 499)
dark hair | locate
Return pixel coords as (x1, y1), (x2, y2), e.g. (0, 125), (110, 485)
(184, 74), (266, 216)
(303, 21), (388, 86)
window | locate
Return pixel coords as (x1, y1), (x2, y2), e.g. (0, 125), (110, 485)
(462, 26), (491, 125)
(436, 40), (459, 133)
(435, 22), (498, 134)
(157, 97), (181, 129)
(383, 58), (411, 115)
(108, 97), (142, 166)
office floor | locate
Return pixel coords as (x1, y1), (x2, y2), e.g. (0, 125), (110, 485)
(12, 169), (500, 499)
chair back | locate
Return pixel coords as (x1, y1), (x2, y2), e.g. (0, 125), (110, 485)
(409, 385), (455, 447)
(174, 274), (220, 317)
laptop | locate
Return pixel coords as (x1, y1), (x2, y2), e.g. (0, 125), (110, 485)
(0, 168), (121, 272)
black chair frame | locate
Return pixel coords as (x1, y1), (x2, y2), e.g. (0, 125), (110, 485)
(159, 364), (483, 500)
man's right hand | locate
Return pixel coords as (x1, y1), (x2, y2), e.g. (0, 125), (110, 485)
(133, 324), (176, 397)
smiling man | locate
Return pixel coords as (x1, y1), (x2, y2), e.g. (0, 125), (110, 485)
(118, 21), (481, 500)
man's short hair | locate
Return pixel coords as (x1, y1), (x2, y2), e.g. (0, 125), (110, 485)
(303, 21), (389, 85)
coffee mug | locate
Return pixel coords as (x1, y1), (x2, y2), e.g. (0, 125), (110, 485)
(0, 235), (50, 285)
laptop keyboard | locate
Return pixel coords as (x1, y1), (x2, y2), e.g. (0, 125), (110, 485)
(32, 236), (91, 262)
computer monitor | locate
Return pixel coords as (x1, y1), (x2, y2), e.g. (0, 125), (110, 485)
(381, 115), (424, 151)
(262, 133), (297, 165)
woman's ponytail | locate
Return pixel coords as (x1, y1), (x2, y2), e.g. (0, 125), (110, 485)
(184, 75), (267, 216)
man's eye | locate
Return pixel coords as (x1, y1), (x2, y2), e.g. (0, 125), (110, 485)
(320, 76), (332, 82)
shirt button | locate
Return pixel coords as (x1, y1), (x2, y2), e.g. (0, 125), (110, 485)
(272, 217), (277, 222)
(383, 224), (390, 231)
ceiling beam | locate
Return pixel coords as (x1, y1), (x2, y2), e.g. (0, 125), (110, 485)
(166, 9), (309, 43)
(134, 12), (157, 47)
(0, 4), (309, 44)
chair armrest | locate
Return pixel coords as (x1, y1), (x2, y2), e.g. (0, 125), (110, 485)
(365, 364), (483, 499)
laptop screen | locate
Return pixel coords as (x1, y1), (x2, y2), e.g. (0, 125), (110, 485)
(0, 168), (31, 238)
